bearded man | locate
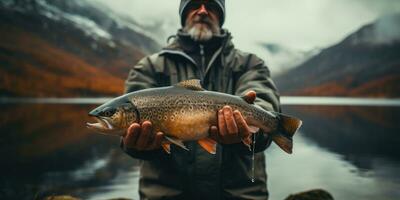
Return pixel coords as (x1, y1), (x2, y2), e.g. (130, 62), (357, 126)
(121, 0), (280, 199)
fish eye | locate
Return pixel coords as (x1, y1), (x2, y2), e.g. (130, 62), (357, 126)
(102, 107), (117, 117)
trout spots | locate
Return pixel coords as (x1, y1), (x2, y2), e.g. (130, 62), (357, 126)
(164, 110), (216, 140)
(188, 105), (194, 111)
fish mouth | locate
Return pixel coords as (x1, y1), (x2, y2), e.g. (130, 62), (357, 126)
(86, 117), (114, 131)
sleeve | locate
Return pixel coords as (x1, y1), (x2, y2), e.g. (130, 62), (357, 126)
(125, 56), (158, 93)
(226, 54), (281, 155)
(121, 55), (165, 160)
(120, 138), (165, 161)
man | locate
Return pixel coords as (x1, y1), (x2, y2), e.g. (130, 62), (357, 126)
(121, 0), (280, 199)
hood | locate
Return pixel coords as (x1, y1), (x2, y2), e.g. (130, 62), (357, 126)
(179, 0), (225, 27)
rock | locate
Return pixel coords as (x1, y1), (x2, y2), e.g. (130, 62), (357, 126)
(107, 198), (133, 200)
(43, 196), (133, 200)
(44, 195), (81, 200)
(284, 189), (334, 200)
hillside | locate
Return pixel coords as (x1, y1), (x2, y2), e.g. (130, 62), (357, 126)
(0, 0), (160, 97)
(275, 14), (400, 97)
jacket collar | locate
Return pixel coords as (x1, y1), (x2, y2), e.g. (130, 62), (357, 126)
(162, 29), (234, 56)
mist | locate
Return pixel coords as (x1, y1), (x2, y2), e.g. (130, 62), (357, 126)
(88, 0), (400, 74)
(373, 13), (400, 44)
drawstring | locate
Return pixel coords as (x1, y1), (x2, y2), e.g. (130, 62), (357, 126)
(167, 35), (177, 45)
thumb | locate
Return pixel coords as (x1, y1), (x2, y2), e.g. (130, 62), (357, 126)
(243, 91), (256, 104)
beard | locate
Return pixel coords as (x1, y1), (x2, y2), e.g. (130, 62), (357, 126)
(184, 17), (220, 42)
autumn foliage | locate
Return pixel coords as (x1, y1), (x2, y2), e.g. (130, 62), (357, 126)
(0, 6), (149, 97)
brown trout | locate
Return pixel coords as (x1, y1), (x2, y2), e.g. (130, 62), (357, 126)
(87, 79), (302, 154)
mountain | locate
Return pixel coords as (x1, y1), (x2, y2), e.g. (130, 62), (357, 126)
(0, 0), (161, 97)
(261, 43), (320, 76)
(275, 14), (400, 97)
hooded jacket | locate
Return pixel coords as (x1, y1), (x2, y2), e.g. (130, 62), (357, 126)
(122, 29), (280, 200)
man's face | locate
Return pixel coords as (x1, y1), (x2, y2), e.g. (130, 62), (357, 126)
(183, 1), (221, 42)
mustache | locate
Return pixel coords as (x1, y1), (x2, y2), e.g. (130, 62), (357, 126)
(193, 16), (213, 26)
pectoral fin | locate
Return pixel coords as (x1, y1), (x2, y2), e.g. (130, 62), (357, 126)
(198, 138), (217, 154)
(165, 136), (189, 151)
(161, 142), (171, 154)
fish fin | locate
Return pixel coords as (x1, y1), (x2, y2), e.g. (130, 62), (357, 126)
(174, 79), (204, 91)
(271, 134), (293, 154)
(249, 125), (260, 134)
(198, 138), (217, 154)
(278, 113), (303, 138)
(268, 113), (302, 154)
(257, 112), (302, 154)
(164, 136), (189, 151)
(161, 142), (171, 154)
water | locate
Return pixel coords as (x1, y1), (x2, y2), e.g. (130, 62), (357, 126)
(251, 131), (256, 183)
(268, 104), (400, 200)
(0, 98), (399, 200)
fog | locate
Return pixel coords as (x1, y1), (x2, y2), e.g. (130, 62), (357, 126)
(88, 0), (400, 73)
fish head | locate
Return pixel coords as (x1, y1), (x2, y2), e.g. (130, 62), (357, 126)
(86, 96), (138, 136)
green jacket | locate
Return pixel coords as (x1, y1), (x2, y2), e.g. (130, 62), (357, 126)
(122, 30), (281, 200)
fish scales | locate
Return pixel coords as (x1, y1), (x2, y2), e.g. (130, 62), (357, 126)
(87, 79), (302, 154)
(129, 87), (277, 140)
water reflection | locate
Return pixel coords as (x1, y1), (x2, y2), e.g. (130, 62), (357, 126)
(0, 104), (399, 200)
(266, 105), (400, 200)
(0, 104), (138, 200)
(283, 106), (400, 168)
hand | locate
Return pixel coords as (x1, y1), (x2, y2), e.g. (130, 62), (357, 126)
(210, 91), (256, 144)
(123, 121), (164, 151)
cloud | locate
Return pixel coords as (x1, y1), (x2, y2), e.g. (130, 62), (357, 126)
(89, 0), (400, 73)
(373, 13), (400, 44)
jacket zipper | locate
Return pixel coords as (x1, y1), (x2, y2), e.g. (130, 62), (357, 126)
(160, 45), (223, 82)
(199, 45), (205, 80)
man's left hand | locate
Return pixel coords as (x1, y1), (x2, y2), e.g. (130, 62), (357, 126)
(210, 91), (256, 144)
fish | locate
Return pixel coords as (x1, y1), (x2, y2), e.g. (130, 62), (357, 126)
(86, 79), (302, 154)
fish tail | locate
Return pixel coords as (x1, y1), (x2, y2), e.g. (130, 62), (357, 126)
(270, 113), (302, 154)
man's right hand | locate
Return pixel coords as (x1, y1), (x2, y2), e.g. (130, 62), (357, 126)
(123, 121), (164, 151)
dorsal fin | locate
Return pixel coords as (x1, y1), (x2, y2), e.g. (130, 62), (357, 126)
(174, 79), (204, 91)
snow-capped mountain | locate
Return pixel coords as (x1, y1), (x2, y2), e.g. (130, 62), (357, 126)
(0, 0), (161, 97)
(275, 13), (400, 97)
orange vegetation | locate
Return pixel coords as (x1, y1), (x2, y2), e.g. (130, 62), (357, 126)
(350, 75), (400, 98)
(0, 25), (126, 97)
(285, 75), (400, 98)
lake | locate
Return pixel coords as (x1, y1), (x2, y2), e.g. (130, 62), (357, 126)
(0, 98), (399, 200)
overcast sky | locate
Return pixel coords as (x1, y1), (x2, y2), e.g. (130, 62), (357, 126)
(89, 0), (400, 72)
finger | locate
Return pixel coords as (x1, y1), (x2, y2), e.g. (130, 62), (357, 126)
(233, 110), (250, 139)
(124, 123), (141, 148)
(148, 132), (164, 150)
(209, 126), (220, 141)
(218, 109), (227, 138)
(244, 90), (257, 104)
(136, 121), (153, 150)
(223, 106), (238, 135)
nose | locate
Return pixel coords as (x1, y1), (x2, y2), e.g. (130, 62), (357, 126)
(197, 4), (208, 15)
